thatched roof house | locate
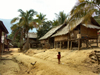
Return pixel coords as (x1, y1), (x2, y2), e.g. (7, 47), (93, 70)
(25, 32), (38, 48)
(39, 24), (66, 48)
(0, 21), (8, 34)
(52, 17), (100, 49)
(52, 17), (100, 37)
(28, 32), (37, 39)
(39, 25), (63, 40)
(0, 21), (8, 56)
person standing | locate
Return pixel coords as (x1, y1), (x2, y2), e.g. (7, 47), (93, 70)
(57, 52), (61, 64)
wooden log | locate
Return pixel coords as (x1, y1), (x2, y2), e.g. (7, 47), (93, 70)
(94, 51), (100, 53)
(94, 51), (100, 65)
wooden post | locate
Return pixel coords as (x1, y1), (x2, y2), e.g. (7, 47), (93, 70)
(78, 39), (80, 50)
(67, 39), (70, 50)
(60, 41), (61, 49)
(55, 42), (57, 48)
(2, 32), (5, 56)
(86, 39), (89, 48)
(58, 42), (59, 48)
(63, 41), (64, 48)
(97, 39), (98, 47)
(70, 41), (72, 50)
(0, 43), (1, 58)
(54, 41), (55, 49)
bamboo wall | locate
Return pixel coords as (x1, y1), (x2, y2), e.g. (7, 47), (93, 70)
(80, 25), (98, 39)
(70, 30), (79, 39)
(54, 35), (68, 41)
(40, 40), (45, 44)
(40, 39), (48, 44)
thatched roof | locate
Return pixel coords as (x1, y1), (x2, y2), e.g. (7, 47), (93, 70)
(0, 21), (8, 34)
(39, 25), (63, 40)
(52, 17), (100, 37)
(27, 32), (37, 38)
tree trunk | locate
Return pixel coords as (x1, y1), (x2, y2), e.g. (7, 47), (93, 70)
(22, 30), (30, 51)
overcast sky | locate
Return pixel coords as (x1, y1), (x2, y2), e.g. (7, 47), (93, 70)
(0, 0), (78, 20)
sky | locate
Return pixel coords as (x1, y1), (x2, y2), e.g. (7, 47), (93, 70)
(0, 0), (78, 20)
(0, 0), (78, 34)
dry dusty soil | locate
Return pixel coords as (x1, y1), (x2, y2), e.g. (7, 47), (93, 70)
(0, 48), (100, 75)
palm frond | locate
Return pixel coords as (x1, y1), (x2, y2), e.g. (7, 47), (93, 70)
(13, 27), (22, 40)
(11, 24), (18, 30)
(10, 17), (19, 24)
(18, 9), (25, 17)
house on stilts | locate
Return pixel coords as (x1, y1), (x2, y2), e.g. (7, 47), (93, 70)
(39, 24), (66, 49)
(52, 17), (100, 50)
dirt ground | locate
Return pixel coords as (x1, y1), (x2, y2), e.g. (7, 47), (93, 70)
(0, 48), (100, 75)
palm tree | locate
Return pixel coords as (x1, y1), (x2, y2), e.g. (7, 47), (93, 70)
(11, 9), (37, 50)
(52, 20), (59, 27)
(69, 0), (100, 25)
(65, 0), (100, 50)
(55, 11), (67, 25)
(35, 13), (47, 30)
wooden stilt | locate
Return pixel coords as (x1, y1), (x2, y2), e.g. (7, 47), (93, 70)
(67, 39), (70, 50)
(78, 39), (80, 50)
(86, 39), (89, 48)
(54, 41), (55, 49)
(70, 41), (72, 50)
(63, 41), (64, 48)
(60, 41), (61, 49)
(97, 39), (98, 47)
(55, 42), (57, 49)
(58, 42), (60, 48)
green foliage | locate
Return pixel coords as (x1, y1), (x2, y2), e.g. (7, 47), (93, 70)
(37, 21), (52, 39)
(52, 20), (59, 27)
(55, 11), (67, 25)
(8, 27), (22, 47)
(94, 15), (100, 25)
(65, 0), (100, 29)
(10, 9), (37, 50)
(35, 13), (47, 30)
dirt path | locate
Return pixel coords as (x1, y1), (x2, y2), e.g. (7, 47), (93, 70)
(0, 48), (20, 75)
(0, 48), (99, 75)
(12, 52), (97, 75)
